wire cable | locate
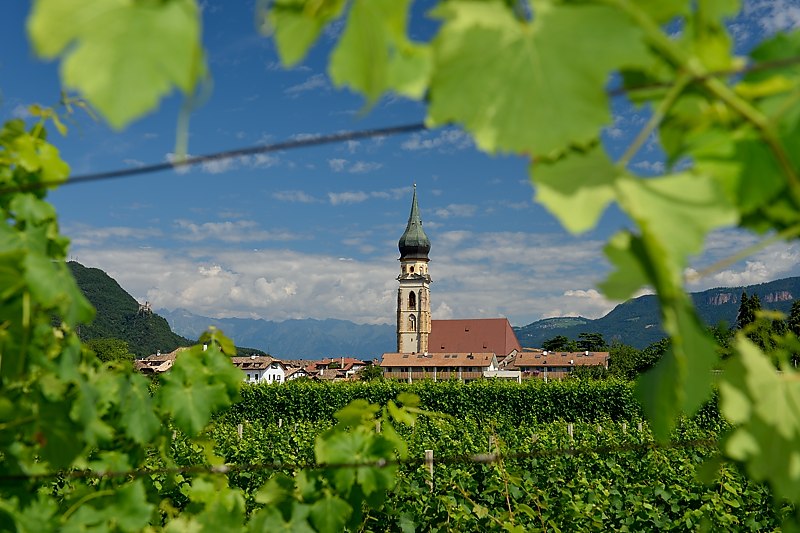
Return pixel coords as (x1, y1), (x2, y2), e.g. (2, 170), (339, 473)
(0, 122), (427, 195)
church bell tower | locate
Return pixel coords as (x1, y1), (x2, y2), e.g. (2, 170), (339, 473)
(397, 185), (431, 353)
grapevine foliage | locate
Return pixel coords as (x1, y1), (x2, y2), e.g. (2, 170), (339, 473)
(15, 0), (800, 526)
(257, 0), (800, 506)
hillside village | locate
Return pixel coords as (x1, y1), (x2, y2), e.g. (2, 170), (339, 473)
(77, 187), (800, 385)
(129, 189), (613, 383)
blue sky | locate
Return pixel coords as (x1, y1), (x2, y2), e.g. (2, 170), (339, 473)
(2, 1), (800, 327)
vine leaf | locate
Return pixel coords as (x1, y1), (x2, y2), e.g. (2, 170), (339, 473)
(616, 172), (738, 264)
(119, 373), (160, 445)
(329, 0), (430, 101)
(62, 480), (153, 532)
(158, 343), (242, 436)
(428, 0), (651, 156)
(721, 337), (800, 500)
(27, 0), (204, 129)
(268, 0), (347, 67)
(532, 145), (620, 233)
(309, 494), (351, 533)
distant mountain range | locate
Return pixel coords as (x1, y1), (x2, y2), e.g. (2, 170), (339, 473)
(515, 277), (800, 349)
(70, 260), (800, 357)
(158, 308), (394, 359)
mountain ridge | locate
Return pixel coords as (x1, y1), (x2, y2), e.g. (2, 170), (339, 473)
(515, 276), (800, 349)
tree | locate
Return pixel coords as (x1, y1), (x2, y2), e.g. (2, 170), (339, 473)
(85, 337), (135, 365)
(542, 335), (573, 352)
(607, 342), (643, 381)
(788, 300), (800, 338)
(576, 332), (608, 352)
(358, 364), (384, 381)
(736, 292), (759, 330)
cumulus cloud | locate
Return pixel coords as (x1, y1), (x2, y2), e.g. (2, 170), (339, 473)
(401, 129), (473, 152)
(633, 159), (666, 174)
(434, 204), (478, 219)
(284, 74), (329, 96)
(272, 190), (319, 203)
(327, 158), (383, 173)
(328, 191), (370, 205)
(165, 152), (281, 175)
(174, 219), (302, 243)
(66, 224), (162, 247)
(327, 188), (410, 205)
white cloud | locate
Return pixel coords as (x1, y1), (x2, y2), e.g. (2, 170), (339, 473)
(401, 129), (473, 152)
(328, 158), (347, 172)
(745, 0), (800, 33)
(11, 104), (31, 119)
(349, 161), (383, 174)
(327, 158), (383, 173)
(66, 224), (162, 247)
(272, 190), (319, 203)
(328, 191), (370, 205)
(434, 204), (478, 219)
(328, 188), (411, 205)
(632, 160), (666, 174)
(284, 74), (328, 96)
(165, 152), (281, 175)
(687, 238), (800, 290)
(174, 219), (302, 243)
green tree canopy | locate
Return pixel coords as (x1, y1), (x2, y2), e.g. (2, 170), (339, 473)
(85, 337), (135, 364)
(542, 335), (574, 352)
(577, 332), (608, 352)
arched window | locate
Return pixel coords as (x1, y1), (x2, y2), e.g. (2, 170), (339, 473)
(409, 291), (416, 310)
(410, 265), (414, 273)
(409, 314), (417, 332)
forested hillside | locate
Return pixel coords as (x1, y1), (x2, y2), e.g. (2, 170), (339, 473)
(68, 261), (191, 357)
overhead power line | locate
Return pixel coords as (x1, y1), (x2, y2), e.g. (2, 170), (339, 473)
(0, 122), (428, 196)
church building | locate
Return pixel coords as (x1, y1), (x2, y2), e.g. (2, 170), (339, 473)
(381, 187), (522, 382)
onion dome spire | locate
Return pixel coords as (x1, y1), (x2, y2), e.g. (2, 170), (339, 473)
(398, 184), (431, 260)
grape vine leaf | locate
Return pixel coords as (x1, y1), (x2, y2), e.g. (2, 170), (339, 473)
(119, 373), (161, 445)
(720, 337), (800, 500)
(27, 0), (204, 129)
(329, 0), (430, 101)
(427, 0), (651, 156)
(532, 144), (620, 233)
(268, 0), (347, 67)
(158, 344), (242, 436)
(309, 494), (351, 533)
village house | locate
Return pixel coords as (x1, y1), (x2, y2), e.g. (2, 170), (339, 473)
(380, 351), (516, 382)
(304, 357), (368, 380)
(135, 347), (288, 384)
(503, 348), (610, 380)
(232, 355), (287, 384)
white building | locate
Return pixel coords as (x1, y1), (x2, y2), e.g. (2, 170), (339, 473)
(231, 355), (286, 384)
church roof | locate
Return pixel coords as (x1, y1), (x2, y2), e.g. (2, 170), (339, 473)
(398, 186), (430, 260)
(428, 318), (522, 356)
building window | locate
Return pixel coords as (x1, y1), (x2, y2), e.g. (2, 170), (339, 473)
(409, 314), (417, 332)
(410, 266), (415, 273)
(409, 291), (416, 310)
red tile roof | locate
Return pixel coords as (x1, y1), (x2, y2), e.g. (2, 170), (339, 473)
(381, 352), (497, 368)
(507, 350), (610, 369)
(428, 318), (521, 356)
